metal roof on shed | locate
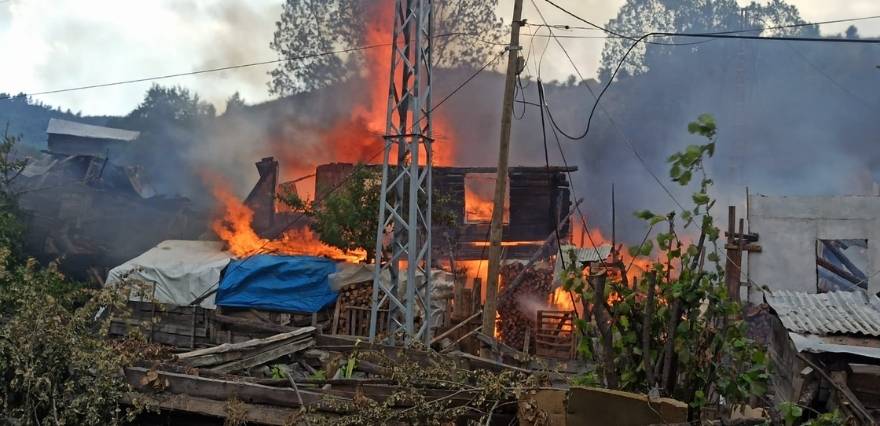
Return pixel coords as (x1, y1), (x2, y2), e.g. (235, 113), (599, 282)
(766, 290), (880, 337)
(47, 118), (139, 141)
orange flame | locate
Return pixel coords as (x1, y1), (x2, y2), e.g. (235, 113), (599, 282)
(465, 188), (495, 223)
(571, 224), (653, 283)
(317, 0), (455, 168)
(210, 183), (366, 262)
(550, 286), (576, 312)
(607, 291), (623, 305)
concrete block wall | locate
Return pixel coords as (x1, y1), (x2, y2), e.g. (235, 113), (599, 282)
(747, 195), (880, 302)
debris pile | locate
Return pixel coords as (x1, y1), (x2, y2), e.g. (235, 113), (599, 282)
(122, 325), (531, 424)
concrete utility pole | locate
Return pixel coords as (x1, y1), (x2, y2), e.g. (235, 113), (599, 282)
(481, 0), (524, 356)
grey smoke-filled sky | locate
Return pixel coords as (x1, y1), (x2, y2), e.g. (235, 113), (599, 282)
(1, 0), (877, 115)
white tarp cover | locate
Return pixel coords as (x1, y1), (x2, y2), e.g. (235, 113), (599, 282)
(105, 240), (233, 309)
(106, 240), (455, 313)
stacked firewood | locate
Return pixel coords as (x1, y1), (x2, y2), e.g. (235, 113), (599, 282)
(497, 262), (554, 351)
(333, 281), (377, 336)
(337, 281), (373, 308)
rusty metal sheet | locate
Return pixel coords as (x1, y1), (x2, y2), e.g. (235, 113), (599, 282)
(766, 290), (880, 337)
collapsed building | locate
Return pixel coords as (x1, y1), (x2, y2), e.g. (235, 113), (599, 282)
(17, 119), (204, 279)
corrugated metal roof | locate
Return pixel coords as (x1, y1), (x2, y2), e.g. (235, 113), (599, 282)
(559, 245), (613, 263)
(554, 245), (613, 281)
(766, 290), (880, 337)
(46, 118), (139, 141)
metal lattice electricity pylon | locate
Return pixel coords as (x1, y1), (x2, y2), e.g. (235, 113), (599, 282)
(369, 0), (434, 345)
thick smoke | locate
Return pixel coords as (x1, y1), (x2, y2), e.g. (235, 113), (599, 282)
(84, 2), (877, 246)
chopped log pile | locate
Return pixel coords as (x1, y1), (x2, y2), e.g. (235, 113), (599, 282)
(497, 262), (554, 352)
(331, 281), (386, 337)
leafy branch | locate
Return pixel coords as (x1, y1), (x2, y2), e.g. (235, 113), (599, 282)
(562, 114), (768, 421)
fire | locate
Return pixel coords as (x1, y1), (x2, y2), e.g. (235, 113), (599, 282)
(317, 0), (455, 169)
(607, 291), (623, 305)
(550, 286), (576, 311)
(465, 188), (495, 223)
(210, 183), (366, 262)
(571, 224), (652, 283)
(549, 287), (576, 332)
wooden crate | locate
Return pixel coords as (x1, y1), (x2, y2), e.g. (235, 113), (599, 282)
(534, 310), (576, 360)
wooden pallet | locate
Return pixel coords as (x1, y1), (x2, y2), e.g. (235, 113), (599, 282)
(533, 310), (576, 360)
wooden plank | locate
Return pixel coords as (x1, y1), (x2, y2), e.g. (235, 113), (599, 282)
(432, 310), (483, 345)
(113, 317), (207, 337)
(213, 312), (300, 334)
(210, 338), (315, 374)
(130, 393), (306, 425)
(177, 327), (315, 359)
(179, 350), (243, 368)
(450, 351), (534, 374)
(124, 367), (345, 411)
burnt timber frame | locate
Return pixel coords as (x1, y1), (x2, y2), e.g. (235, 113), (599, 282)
(316, 163), (576, 261)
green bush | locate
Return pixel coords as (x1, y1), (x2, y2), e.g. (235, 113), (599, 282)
(0, 252), (138, 425)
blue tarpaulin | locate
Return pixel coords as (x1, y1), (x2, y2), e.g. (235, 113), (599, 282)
(217, 255), (339, 313)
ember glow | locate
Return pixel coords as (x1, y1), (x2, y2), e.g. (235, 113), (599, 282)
(550, 286), (576, 312)
(464, 174), (507, 224)
(571, 224), (652, 283)
(210, 183), (366, 262)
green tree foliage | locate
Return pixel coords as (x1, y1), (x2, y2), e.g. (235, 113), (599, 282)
(309, 165), (382, 261)
(125, 85), (215, 125)
(0, 125), (139, 425)
(224, 91), (248, 115)
(280, 164), (458, 262)
(562, 115), (768, 420)
(269, 0), (505, 95)
(0, 257), (137, 425)
(0, 127), (26, 251)
(0, 93), (97, 150)
(598, 0), (815, 81)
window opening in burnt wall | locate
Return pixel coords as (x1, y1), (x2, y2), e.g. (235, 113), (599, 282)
(464, 173), (509, 224)
(816, 239), (868, 292)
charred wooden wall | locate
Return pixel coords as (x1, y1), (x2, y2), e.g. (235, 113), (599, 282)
(312, 163), (576, 261)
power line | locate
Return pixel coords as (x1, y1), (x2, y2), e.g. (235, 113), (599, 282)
(0, 43), (388, 102)
(538, 5), (880, 143)
(528, 0), (661, 264)
(653, 31), (880, 43)
(427, 49), (506, 115)
(528, 0), (686, 211)
(784, 43), (879, 109)
(544, 0), (880, 40)
(0, 32), (505, 102)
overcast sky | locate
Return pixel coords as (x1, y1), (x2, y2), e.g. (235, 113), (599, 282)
(1, 0), (877, 116)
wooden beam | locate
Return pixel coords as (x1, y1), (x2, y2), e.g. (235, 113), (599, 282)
(177, 327), (314, 360)
(124, 367), (345, 411)
(431, 310), (483, 345)
(129, 393), (309, 425)
(209, 338), (315, 374)
(212, 312), (301, 334)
